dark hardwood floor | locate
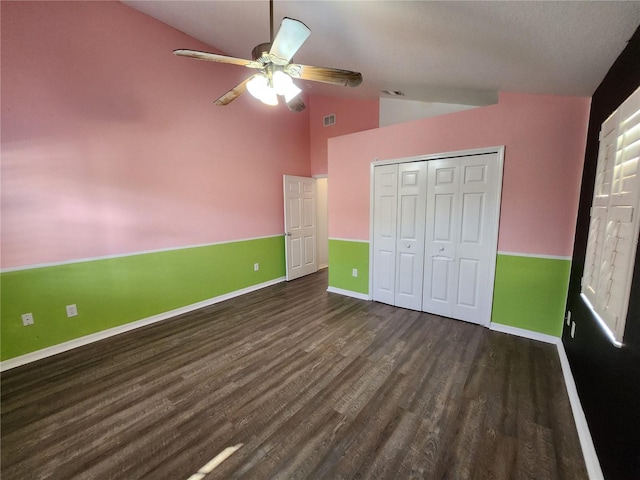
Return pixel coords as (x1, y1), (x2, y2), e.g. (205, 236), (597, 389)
(1, 270), (587, 479)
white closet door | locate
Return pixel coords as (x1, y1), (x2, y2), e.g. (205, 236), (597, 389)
(372, 164), (398, 305)
(453, 154), (501, 324)
(395, 162), (427, 310)
(422, 159), (460, 317)
(423, 153), (501, 326)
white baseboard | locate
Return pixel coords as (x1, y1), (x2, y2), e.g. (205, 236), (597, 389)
(557, 343), (604, 480)
(489, 323), (560, 344)
(326, 286), (370, 301)
(490, 323), (603, 478)
(0, 277), (286, 372)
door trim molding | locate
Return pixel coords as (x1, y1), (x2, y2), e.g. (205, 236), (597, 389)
(372, 146), (505, 167)
(369, 146), (505, 322)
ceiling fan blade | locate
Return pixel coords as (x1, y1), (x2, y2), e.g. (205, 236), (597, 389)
(214, 75), (256, 106)
(287, 95), (306, 113)
(269, 18), (311, 64)
(285, 64), (363, 87)
(174, 49), (262, 69)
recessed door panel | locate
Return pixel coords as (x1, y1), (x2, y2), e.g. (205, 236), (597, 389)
(434, 194), (454, 242)
(397, 252), (416, 295)
(464, 164), (486, 184)
(380, 171), (396, 188)
(457, 258), (479, 307)
(289, 199), (301, 229)
(436, 167), (455, 185)
(288, 182), (301, 194)
(400, 196), (418, 239)
(290, 238), (302, 268)
(377, 250), (395, 293)
(379, 196), (396, 238)
(304, 236), (315, 265)
(303, 198), (314, 227)
(460, 193), (484, 244)
(430, 259), (450, 302)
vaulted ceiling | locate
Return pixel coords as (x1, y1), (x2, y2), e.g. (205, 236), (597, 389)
(123, 0), (640, 104)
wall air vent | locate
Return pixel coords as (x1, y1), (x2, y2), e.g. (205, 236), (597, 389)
(323, 114), (336, 127)
(382, 90), (405, 96)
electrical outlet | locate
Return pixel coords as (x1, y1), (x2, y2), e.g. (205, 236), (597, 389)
(66, 304), (78, 317)
(254, 263), (259, 271)
(571, 321), (576, 338)
(22, 313), (34, 326)
(352, 268), (358, 277)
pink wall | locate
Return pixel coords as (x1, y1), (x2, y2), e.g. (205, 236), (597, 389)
(309, 96), (379, 175)
(328, 92), (590, 257)
(1, 1), (310, 269)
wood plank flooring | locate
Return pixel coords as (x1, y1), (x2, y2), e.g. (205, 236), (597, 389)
(1, 270), (587, 479)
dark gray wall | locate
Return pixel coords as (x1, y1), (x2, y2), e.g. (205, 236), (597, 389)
(564, 26), (640, 480)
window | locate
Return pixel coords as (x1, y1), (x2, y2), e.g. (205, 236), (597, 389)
(582, 85), (640, 347)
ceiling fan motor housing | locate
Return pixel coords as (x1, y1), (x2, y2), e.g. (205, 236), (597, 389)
(252, 43), (272, 62)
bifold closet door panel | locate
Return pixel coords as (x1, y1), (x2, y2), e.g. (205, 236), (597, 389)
(422, 153), (500, 326)
(452, 154), (501, 325)
(423, 159), (460, 317)
(394, 162), (427, 310)
(372, 164), (398, 305)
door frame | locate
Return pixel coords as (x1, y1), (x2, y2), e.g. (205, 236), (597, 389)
(368, 146), (505, 326)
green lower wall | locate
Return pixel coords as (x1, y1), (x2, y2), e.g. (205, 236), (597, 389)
(1, 236), (285, 361)
(328, 239), (369, 294)
(328, 240), (570, 337)
(491, 254), (571, 337)
(2, 239), (569, 361)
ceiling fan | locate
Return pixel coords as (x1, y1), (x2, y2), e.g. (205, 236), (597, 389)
(173, 1), (363, 113)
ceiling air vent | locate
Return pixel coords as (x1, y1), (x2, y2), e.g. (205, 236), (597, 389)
(323, 114), (336, 127)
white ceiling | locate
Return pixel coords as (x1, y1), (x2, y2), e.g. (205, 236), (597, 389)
(123, 0), (640, 104)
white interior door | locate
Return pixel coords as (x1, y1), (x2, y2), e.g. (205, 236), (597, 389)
(395, 162), (427, 310)
(372, 165), (398, 305)
(284, 175), (317, 281)
(422, 153), (501, 325)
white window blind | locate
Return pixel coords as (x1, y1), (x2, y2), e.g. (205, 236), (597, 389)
(582, 85), (640, 346)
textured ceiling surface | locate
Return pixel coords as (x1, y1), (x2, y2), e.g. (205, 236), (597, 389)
(123, 0), (640, 103)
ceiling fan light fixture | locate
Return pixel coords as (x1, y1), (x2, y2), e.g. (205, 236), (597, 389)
(284, 86), (302, 103)
(273, 70), (302, 103)
(174, 6), (362, 112)
(247, 74), (279, 106)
